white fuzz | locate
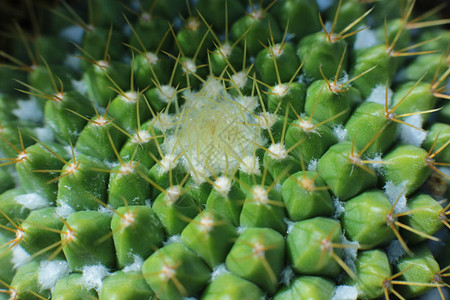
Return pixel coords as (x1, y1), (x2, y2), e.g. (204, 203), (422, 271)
(123, 255), (144, 273)
(231, 71), (248, 89)
(93, 116), (109, 126)
(160, 154), (178, 174)
(158, 85), (177, 104)
(271, 84), (289, 97)
(199, 213), (215, 233)
(332, 285), (359, 300)
(182, 58), (197, 74)
(251, 186), (269, 205)
(166, 185), (181, 204)
(132, 130), (152, 144)
(81, 264), (109, 291)
(333, 124), (348, 142)
(202, 78), (224, 98)
(15, 193), (48, 210)
(384, 181), (408, 214)
(71, 78), (88, 95)
(98, 205), (114, 216)
(251, 242), (265, 258)
(13, 98), (43, 122)
(56, 200), (75, 219)
(188, 163), (210, 185)
(258, 112), (277, 130)
(145, 52), (159, 64)
(307, 159), (318, 172)
(368, 154), (384, 173)
(268, 143), (288, 160)
(163, 235), (182, 246)
(238, 95), (259, 111)
(387, 240), (406, 264)
(239, 155), (261, 175)
(399, 115), (426, 146)
(120, 161), (136, 174)
(341, 235), (359, 273)
(12, 246), (31, 269)
(60, 25), (84, 43)
(123, 91), (138, 103)
(38, 260), (70, 290)
(285, 218), (295, 234)
(236, 226), (247, 235)
(354, 28), (379, 50)
(219, 43), (232, 57)
(211, 264), (228, 281)
(270, 44), (284, 57)
(154, 113), (174, 131)
(214, 176), (232, 197)
(34, 126), (55, 142)
(333, 197), (345, 219)
(280, 266), (295, 286)
(367, 84), (392, 105)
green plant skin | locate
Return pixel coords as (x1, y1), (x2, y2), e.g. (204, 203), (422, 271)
(347, 249), (391, 300)
(21, 207), (64, 260)
(52, 273), (97, 300)
(286, 217), (343, 278)
(206, 183), (245, 226)
(281, 171), (334, 221)
(256, 43), (299, 86)
(10, 261), (51, 300)
(422, 123), (450, 164)
(0, 233), (14, 284)
(267, 82), (307, 119)
(341, 189), (394, 249)
(381, 145), (431, 196)
(391, 82), (436, 119)
(0, 188), (30, 236)
(273, 276), (335, 300)
(297, 32), (347, 80)
(201, 272), (264, 300)
(317, 142), (377, 201)
(99, 271), (154, 300)
(395, 244), (440, 298)
(345, 101), (397, 157)
(142, 242), (211, 300)
(61, 211), (115, 271)
(111, 206), (164, 269)
(181, 210), (237, 268)
(226, 227), (285, 295)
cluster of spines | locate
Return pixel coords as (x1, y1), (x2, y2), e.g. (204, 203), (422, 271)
(0, 0), (449, 299)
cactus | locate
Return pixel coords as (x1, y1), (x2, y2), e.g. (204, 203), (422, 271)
(0, 0), (449, 299)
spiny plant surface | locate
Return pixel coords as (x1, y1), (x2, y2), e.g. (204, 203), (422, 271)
(0, 0), (449, 299)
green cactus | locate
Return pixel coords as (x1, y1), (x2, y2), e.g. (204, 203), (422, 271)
(0, 0), (449, 299)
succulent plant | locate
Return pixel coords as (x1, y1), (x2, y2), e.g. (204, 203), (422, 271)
(0, 0), (449, 299)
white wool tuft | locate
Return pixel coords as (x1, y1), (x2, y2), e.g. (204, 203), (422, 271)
(367, 154), (384, 174)
(163, 235), (182, 246)
(98, 205), (114, 216)
(280, 266), (295, 286)
(268, 143), (288, 160)
(333, 197), (345, 219)
(307, 159), (318, 172)
(236, 226), (247, 235)
(332, 285), (359, 300)
(386, 239), (406, 264)
(81, 264), (110, 291)
(317, 0), (334, 10)
(12, 246), (31, 269)
(14, 193), (49, 210)
(13, 98), (43, 122)
(341, 235), (359, 273)
(333, 124), (348, 142)
(56, 200), (75, 219)
(60, 25), (84, 43)
(123, 255), (144, 273)
(38, 260), (70, 290)
(354, 28), (379, 50)
(366, 84), (392, 105)
(210, 264), (228, 281)
(383, 181), (408, 214)
(239, 155), (261, 175)
(399, 115), (426, 146)
(214, 176), (232, 197)
(285, 218), (295, 235)
(34, 126), (55, 143)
